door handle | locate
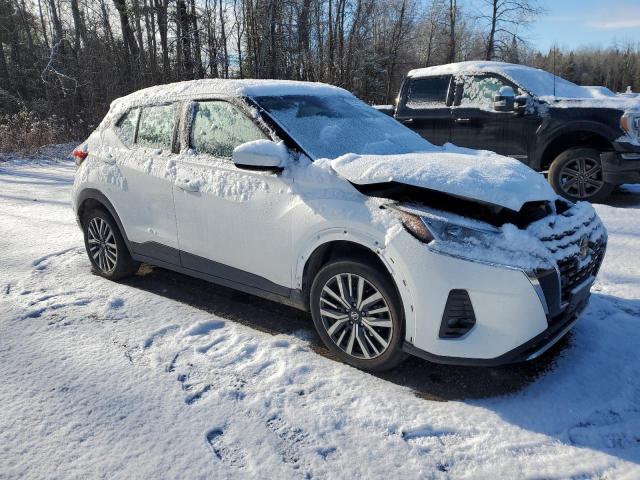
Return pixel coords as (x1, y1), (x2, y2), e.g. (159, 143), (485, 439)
(175, 178), (200, 192)
(454, 118), (471, 124)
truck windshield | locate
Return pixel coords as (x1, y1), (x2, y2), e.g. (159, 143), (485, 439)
(503, 67), (593, 99)
(254, 95), (432, 160)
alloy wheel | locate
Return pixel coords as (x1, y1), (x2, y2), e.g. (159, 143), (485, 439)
(559, 157), (604, 199)
(87, 217), (118, 273)
(318, 273), (394, 360)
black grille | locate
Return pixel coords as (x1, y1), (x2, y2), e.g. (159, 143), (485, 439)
(557, 240), (606, 303)
(439, 290), (476, 338)
(537, 207), (607, 307)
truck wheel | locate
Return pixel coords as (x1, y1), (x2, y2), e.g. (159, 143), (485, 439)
(309, 259), (406, 372)
(549, 148), (614, 203)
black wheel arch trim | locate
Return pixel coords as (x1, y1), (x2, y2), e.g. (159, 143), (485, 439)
(76, 188), (134, 255)
(533, 121), (619, 170)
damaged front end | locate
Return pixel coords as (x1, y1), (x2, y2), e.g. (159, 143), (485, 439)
(367, 183), (607, 320)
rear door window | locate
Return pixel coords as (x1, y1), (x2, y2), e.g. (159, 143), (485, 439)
(190, 101), (267, 158)
(137, 104), (177, 149)
(116, 108), (139, 145)
(406, 76), (451, 108)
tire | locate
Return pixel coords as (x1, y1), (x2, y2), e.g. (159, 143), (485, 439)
(548, 148), (614, 203)
(82, 208), (139, 280)
(309, 258), (406, 371)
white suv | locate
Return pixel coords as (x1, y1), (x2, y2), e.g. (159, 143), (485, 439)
(72, 79), (607, 371)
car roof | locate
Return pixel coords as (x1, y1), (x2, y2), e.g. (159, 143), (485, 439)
(101, 79), (352, 128)
(115, 79), (350, 108)
(407, 61), (537, 79)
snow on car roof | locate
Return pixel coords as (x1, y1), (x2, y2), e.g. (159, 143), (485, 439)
(113, 79), (350, 108)
(407, 61), (535, 79)
(408, 61), (591, 99)
(101, 79), (353, 128)
(407, 62), (640, 109)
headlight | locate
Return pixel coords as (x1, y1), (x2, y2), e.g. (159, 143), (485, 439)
(621, 111), (640, 139)
(390, 204), (500, 246)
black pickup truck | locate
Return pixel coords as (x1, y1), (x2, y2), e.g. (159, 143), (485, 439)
(380, 61), (640, 202)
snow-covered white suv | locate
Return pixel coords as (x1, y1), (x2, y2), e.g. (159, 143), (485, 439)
(72, 80), (607, 371)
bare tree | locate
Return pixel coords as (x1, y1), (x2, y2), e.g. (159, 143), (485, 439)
(446, 0), (457, 63)
(477, 0), (543, 61)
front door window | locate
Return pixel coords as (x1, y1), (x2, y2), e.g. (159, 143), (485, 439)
(190, 101), (267, 158)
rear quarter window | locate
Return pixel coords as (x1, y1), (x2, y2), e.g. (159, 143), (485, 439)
(115, 108), (139, 145)
(137, 103), (178, 149)
(406, 76), (451, 108)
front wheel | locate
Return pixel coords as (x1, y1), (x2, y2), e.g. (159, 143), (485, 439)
(309, 259), (406, 371)
(548, 148), (614, 203)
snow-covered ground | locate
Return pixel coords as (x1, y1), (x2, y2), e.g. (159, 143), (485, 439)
(1, 145), (639, 479)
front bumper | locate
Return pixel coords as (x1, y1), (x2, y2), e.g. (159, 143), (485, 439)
(403, 278), (590, 366)
(385, 220), (605, 366)
(602, 149), (640, 185)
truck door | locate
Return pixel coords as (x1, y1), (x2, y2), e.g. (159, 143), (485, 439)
(451, 74), (529, 161)
(394, 75), (453, 147)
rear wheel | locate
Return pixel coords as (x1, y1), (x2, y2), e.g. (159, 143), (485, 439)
(309, 259), (406, 371)
(82, 208), (139, 280)
(549, 148), (614, 203)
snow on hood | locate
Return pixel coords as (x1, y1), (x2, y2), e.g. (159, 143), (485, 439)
(542, 95), (640, 111)
(329, 145), (557, 211)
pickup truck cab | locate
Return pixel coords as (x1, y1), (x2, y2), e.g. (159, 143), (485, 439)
(385, 61), (640, 202)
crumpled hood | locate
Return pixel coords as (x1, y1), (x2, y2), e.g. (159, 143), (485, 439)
(329, 145), (557, 211)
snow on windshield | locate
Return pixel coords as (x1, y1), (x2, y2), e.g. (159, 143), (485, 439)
(503, 67), (591, 98)
(254, 95), (433, 160)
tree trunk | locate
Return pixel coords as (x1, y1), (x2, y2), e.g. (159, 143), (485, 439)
(70, 0), (87, 52)
(385, 0), (407, 103)
(132, 0), (146, 68)
(447, 0), (456, 63)
(99, 0), (116, 50)
(48, 0), (64, 47)
(113, 0), (140, 81)
(177, 0), (193, 77)
(328, 0), (334, 82)
(190, 0), (204, 78)
(37, 0), (50, 50)
(218, 0), (228, 77)
(485, 0), (497, 60)
(233, 0), (243, 78)
(144, 0), (158, 81)
(154, 0), (170, 79)
(0, 40), (9, 83)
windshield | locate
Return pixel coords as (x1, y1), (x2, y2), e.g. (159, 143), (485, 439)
(504, 67), (594, 99)
(254, 95), (433, 160)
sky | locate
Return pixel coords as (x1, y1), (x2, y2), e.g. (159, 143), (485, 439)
(529, 0), (640, 51)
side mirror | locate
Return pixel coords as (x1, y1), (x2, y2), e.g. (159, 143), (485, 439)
(493, 86), (515, 112)
(232, 139), (288, 171)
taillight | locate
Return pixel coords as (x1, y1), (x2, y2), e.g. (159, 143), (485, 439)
(73, 148), (88, 166)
